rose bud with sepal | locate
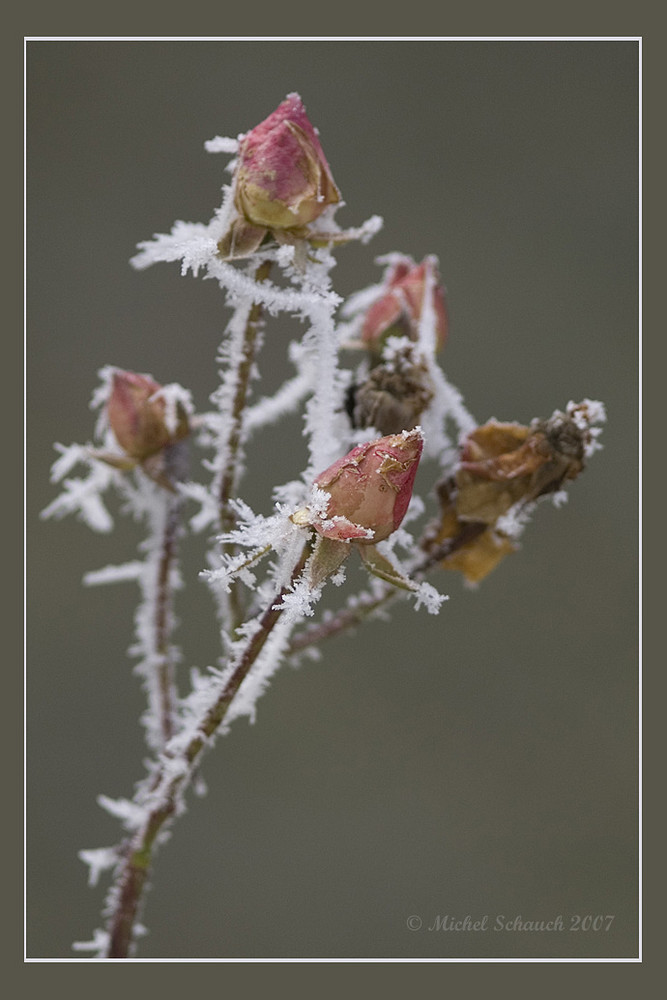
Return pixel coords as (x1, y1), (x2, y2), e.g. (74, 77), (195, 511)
(107, 371), (190, 462)
(218, 93), (341, 260)
(291, 429), (424, 589)
(96, 370), (191, 491)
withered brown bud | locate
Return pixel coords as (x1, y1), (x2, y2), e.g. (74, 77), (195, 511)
(455, 416), (585, 525)
(423, 405), (599, 583)
(350, 353), (434, 436)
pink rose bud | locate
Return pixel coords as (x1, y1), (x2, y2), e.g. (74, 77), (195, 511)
(361, 257), (448, 354)
(107, 371), (189, 461)
(235, 92), (340, 232)
(295, 428), (424, 544)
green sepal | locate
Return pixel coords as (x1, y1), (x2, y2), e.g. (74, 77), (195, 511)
(89, 450), (137, 472)
(358, 544), (418, 591)
(217, 219), (268, 260)
(308, 535), (351, 588)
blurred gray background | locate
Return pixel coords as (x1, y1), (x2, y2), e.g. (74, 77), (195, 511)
(27, 40), (638, 959)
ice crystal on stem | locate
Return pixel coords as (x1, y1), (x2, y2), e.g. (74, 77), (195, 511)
(41, 93), (605, 959)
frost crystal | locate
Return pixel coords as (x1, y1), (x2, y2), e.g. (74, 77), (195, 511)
(97, 795), (147, 831)
(152, 383), (194, 436)
(566, 398), (607, 457)
(71, 928), (110, 955)
(79, 847), (118, 888)
(40, 444), (117, 532)
(204, 135), (240, 154)
(84, 562), (144, 586)
(495, 502), (535, 541)
(413, 581), (449, 615)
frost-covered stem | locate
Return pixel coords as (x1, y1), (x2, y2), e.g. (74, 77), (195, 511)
(288, 523), (486, 655)
(104, 538), (313, 958)
(288, 592), (389, 654)
(133, 441), (189, 751)
(216, 259), (272, 631)
(152, 491), (181, 746)
(218, 259), (272, 527)
(303, 292), (345, 478)
(187, 539), (313, 755)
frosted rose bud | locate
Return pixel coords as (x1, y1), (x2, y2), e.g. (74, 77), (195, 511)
(107, 371), (189, 461)
(295, 429), (424, 544)
(361, 257), (448, 354)
(235, 92), (340, 233)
